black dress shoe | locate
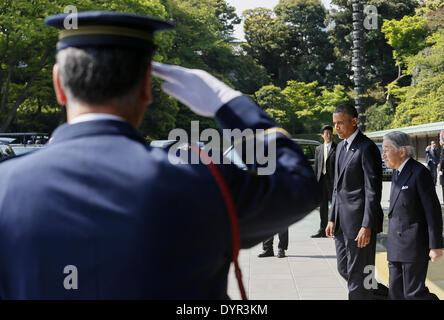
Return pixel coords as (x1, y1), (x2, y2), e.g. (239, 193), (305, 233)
(277, 249), (286, 258)
(311, 230), (326, 238)
(258, 250), (274, 257)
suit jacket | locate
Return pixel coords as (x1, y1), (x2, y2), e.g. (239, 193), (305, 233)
(387, 158), (443, 262)
(329, 131), (383, 239)
(440, 148), (444, 185)
(0, 96), (320, 299)
(426, 147), (440, 166)
(314, 142), (337, 197)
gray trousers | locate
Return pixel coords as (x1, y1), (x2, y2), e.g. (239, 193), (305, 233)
(334, 228), (376, 300)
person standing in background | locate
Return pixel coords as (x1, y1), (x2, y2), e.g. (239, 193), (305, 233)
(312, 125), (336, 238)
(425, 141), (440, 186)
(440, 131), (444, 201)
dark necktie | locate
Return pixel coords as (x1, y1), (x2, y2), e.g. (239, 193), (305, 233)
(390, 169), (399, 195)
(338, 141), (348, 171)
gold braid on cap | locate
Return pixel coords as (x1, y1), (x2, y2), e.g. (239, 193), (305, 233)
(59, 25), (153, 42)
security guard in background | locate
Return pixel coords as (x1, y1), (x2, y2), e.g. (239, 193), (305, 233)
(0, 11), (320, 299)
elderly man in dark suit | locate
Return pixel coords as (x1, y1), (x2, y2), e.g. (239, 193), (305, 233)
(325, 103), (384, 300)
(0, 11), (321, 299)
(312, 125), (336, 238)
(382, 131), (443, 300)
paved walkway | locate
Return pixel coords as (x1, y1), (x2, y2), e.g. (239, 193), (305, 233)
(227, 210), (348, 300)
(228, 182), (444, 300)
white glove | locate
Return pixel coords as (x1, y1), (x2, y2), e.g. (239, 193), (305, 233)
(151, 62), (242, 117)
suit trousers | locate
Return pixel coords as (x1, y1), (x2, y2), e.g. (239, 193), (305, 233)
(388, 260), (438, 300)
(318, 174), (330, 231)
(427, 162), (437, 185)
(334, 227), (376, 300)
(263, 230), (289, 251)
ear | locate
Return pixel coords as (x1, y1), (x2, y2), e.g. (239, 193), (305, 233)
(352, 117), (359, 127)
(400, 146), (407, 158)
(139, 63), (152, 105)
(52, 64), (67, 106)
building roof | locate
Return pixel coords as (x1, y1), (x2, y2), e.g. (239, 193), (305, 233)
(366, 121), (444, 139)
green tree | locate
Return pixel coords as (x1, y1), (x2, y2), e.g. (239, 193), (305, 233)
(255, 84), (293, 129)
(365, 103), (394, 131)
(329, 0), (419, 87)
(243, 0), (334, 87)
(391, 28), (444, 127)
(0, 0), (169, 134)
(381, 15), (430, 110)
(382, 16), (429, 68)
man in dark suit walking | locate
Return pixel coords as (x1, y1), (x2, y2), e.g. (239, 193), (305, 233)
(325, 103), (384, 300)
(382, 131), (443, 300)
(312, 125), (336, 238)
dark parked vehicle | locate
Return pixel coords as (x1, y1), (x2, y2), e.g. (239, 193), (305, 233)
(292, 139), (321, 170)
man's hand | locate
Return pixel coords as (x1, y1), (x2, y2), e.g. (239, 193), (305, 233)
(430, 249), (443, 262)
(151, 62), (242, 117)
(325, 222), (335, 238)
(354, 227), (372, 248)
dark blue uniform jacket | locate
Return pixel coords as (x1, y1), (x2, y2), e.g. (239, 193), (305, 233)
(0, 96), (320, 299)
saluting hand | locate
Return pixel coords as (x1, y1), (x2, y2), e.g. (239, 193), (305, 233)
(355, 227), (371, 248)
(430, 249), (443, 262)
(151, 62), (242, 117)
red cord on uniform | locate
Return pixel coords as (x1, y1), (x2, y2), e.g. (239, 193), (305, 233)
(190, 146), (247, 300)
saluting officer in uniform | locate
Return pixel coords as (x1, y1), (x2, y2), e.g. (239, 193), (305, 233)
(382, 131), (443, 300)
(0, 11), (320, 299)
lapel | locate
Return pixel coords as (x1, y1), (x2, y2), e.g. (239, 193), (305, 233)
(337, 132), (362, 181)
(389, 158), (414, 214)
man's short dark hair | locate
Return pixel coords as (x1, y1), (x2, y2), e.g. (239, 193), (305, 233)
(321, 125), (333, 133)
(333, 103), (358, 119)
(57, 46), (154, 105)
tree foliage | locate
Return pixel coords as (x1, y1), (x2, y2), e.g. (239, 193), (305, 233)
(1, 0), (443, 137)
(243, 0), (334, 87)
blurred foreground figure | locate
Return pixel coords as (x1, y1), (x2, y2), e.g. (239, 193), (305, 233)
(0, 11), (320, 299)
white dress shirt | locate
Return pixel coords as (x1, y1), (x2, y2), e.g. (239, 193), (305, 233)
(343, 129), (359, 151)
(69, 113), (126, 124)
(322, 142), (332, 175)
(397, 157), (411, 175)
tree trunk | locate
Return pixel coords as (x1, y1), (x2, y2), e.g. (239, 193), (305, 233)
(0, 48), (51, 132)
(385, 64), (408, 114)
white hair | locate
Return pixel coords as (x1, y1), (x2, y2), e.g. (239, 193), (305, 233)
(383, 131), (415, 158)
